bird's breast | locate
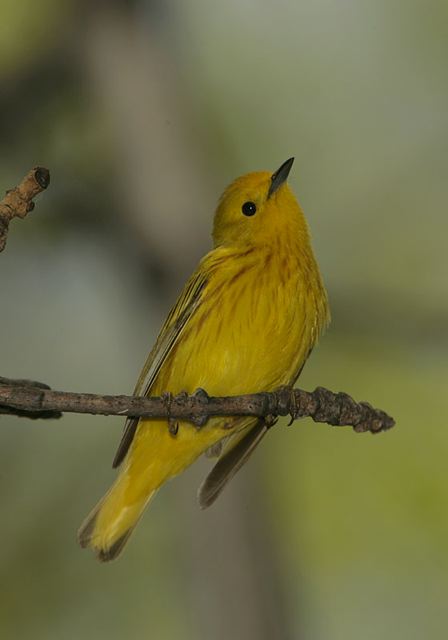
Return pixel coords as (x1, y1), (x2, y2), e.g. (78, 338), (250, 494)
(158, 249), (324, 398)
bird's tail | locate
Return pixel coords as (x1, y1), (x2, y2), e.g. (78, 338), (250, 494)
(78, 418), (230, 561)
(77, 470), (157, 562)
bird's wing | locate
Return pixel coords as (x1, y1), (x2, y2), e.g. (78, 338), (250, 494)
(198, 419), (268, 508)
(198, 347), (316, 506)
(112, 270), (208, 468)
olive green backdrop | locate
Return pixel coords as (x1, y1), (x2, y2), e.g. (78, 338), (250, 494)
(0, 1), (447, 638)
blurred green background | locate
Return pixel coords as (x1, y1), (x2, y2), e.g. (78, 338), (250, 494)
(1, 1), (447, 638)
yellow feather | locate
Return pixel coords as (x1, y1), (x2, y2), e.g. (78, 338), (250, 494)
(78, 159), (330, 561)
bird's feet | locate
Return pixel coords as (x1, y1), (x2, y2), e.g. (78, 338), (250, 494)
(191, 388), (210, 429)
(162, 389), (211, 434)
(264, 414), (278, 429)
(161, 391), (179, 437)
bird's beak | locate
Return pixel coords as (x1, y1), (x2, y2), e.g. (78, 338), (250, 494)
(268, 157), (294, 198)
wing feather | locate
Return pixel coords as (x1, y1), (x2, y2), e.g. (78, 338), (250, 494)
(197, 348), (315, 503)
(112, 270), (208, 468)
(198, 420), (268, 508)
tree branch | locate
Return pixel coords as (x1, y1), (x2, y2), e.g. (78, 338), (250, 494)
(0, 167), (50, 252)
(0, 376), (395, 434)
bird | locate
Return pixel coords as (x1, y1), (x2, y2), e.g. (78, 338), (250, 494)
(78, 158), (330, 561)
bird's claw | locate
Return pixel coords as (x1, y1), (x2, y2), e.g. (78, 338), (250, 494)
(286, 387), (301, 425)
(161, 392), (178, 437)
(191, 388), (210, 429)
(161, 389), (210, 432)
(193, 388), (209, 402)
(264, 414), (278, 429)
(168, 420), (179, 436)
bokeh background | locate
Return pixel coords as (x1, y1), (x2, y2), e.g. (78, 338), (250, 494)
(1, 1), (447, 638)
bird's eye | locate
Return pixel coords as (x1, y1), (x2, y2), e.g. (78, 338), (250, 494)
(241, 201), (257, 217)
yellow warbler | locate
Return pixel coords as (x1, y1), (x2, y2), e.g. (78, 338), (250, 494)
(78, 158), (330, 561)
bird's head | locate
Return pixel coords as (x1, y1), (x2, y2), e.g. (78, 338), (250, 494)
(213, 158), (307, 248)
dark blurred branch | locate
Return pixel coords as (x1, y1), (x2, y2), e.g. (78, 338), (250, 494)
(0, 377), (395, 434)
(0, 167), (50, 252)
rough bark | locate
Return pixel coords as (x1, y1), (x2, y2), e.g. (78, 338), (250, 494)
(0, 377), (395, 434)
(0, 167), (50, 252)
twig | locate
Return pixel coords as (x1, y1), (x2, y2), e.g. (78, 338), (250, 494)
(0, 167), (50, 252)
(0, 377), (62, 419)
(0, 377), (395, 434)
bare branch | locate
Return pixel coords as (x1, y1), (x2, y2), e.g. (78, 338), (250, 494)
(0, 167), (50, 252)
(0, 377), (395, 434)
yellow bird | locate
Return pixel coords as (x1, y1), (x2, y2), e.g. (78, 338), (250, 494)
(78, 158), (330, 561)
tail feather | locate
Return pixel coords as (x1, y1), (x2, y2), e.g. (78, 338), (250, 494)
(77, 478), (156, 562)
(79, 418), (232, 560)
(97, 530), (134, 563)
(78, 507), (135, 562)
